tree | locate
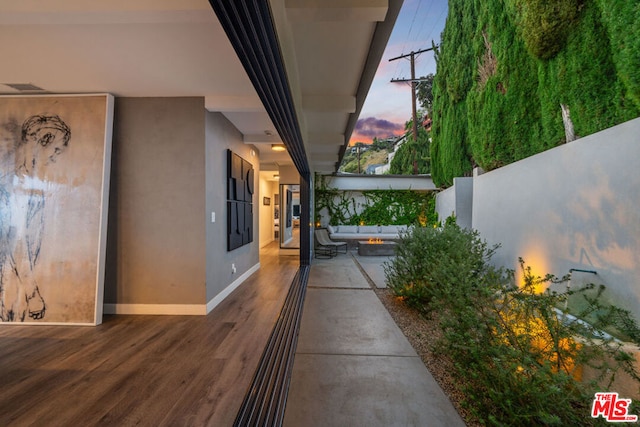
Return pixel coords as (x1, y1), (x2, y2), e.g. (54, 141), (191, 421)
(390, 118), (431, 175)
(416, 73), (435, 114)
(371, 137), (394, 151)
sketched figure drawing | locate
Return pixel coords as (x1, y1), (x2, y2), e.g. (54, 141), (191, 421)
(0, 114), (71, 321)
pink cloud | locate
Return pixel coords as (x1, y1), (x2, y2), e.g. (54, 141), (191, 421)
(349, 116), (405, 145)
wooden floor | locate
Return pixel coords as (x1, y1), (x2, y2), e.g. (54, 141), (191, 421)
(281, 227), (300, 249)
(0, 242), (298, 427)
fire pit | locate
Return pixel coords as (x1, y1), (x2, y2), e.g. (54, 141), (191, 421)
(357, 239), (397, 256)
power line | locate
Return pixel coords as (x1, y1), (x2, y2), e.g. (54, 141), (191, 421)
(405, 0), (422, 49)
(422, 5), (448, 46)
(395, 0), (423, 79)
(389, 46), (436, 148)
(414, 0), (435, 45)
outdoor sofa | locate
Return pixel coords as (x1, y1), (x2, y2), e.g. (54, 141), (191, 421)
(326, 224), (408, 248)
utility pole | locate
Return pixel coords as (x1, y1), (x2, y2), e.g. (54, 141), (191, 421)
(389, 47), (435, 141)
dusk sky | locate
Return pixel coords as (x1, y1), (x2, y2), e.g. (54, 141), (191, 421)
(350, 0), (449, 145)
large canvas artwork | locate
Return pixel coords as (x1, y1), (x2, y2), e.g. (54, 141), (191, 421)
(0, 94), (113, 325)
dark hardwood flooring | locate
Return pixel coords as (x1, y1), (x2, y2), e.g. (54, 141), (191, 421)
(0, 242), (298, 427)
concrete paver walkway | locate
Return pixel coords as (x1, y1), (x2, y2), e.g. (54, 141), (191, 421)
(283, 253), (465, 426)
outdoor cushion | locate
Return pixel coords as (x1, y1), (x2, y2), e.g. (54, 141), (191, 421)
(327, 224), (335, 234)
(378, 233), (400, 239)
(380, 225), (399, 234)
(358, 225), (379, 234)
(338, 225), (358, 233)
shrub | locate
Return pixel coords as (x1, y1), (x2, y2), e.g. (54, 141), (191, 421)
(384, 221), (497, 311)
(385, 224), (640, 425)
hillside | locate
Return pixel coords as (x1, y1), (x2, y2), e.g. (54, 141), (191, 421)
(431, 0), (640, 187)
(339, 147), (389, 174)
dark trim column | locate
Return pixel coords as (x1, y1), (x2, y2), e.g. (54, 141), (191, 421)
(210, 5), (313, 420)
(209, 0), (312, 265)
(299, 173), (311, 266)
(208, 0), (309, 176)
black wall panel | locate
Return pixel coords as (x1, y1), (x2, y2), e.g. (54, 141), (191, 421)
(227, 150), (254, 251)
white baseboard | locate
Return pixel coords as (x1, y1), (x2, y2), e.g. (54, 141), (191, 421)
(103, 303), (206, 315)
(103, 262), (261, 316)
(206, 262), (260, 314)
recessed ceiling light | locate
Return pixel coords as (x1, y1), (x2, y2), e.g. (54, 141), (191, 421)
(271, 144), (286, 152)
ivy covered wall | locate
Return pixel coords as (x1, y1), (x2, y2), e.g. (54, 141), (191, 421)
(314, 175), (436, 227)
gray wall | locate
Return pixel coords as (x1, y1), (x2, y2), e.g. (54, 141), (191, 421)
(445, 118), (640, 319)
(107, 97), (206, 305)
(205, 112), (259, 303)
(435, 185), (455, 223)
(454, 178), (473, 229)
(435, 177), (473, 227)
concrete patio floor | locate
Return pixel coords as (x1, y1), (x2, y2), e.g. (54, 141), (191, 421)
(283, 252), (465, 426)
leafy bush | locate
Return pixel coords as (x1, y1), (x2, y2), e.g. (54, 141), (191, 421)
(385, 224), (640, 425)
(385, 222), (497, 311)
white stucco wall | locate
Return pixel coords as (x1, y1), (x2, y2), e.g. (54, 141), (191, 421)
(259, 177), (277, 248)
(467, 118), (640, 318)
(435, 185), (455, 222)
(434, 177), (473, 228)
(325, 174), (436, 191)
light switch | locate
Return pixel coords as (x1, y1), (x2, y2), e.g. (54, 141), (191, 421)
(211, 211), (216, 223)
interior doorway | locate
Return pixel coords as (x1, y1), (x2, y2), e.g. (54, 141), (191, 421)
(279, 184), (300, 249)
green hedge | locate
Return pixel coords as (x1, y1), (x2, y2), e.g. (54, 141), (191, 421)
(431, 0), (640, 187)
(430, 0), (478, 186)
